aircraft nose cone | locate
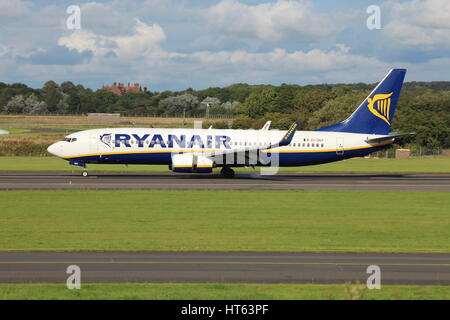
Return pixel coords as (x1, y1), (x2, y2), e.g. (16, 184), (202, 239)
(47, 143), (61, 157)
(47, 143), (55, 155)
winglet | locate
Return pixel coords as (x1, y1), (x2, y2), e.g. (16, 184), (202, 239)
(261, 121), (271, 131)
(279, 121), (299, 147)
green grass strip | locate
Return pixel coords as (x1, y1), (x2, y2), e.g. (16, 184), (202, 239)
(0, 156), (449, 173)
(0, 283), (449, 300)
(0, 190), (448, 252)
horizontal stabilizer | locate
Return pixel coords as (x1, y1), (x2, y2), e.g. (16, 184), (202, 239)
(365, 133), (415, 144)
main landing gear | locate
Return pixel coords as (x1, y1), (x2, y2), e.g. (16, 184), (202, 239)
(82, 170), (88, 177)
(220, 167), (235, 178)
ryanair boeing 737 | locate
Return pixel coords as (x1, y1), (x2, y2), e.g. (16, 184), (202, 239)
(47, 69), (410, 177)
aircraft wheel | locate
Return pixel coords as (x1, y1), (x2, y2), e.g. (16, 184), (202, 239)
(220, 167), (235, 178)
(82, 171), (88, 177)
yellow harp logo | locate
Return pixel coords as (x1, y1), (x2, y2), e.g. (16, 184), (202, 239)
(367, 92), (393, 125)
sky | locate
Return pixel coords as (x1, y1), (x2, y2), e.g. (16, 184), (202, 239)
(1, 0), (450, 91)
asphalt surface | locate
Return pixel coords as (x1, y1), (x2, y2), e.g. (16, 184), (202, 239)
(0, 172), (449, 191)
(0, 252), (449, 285)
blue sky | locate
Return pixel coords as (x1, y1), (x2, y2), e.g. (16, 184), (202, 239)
(1, 0), (450, 91)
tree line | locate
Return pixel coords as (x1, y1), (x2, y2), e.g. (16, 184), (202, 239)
(0, 80), (449, 149)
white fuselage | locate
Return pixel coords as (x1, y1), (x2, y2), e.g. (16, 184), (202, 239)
(47, 128), (391, 168)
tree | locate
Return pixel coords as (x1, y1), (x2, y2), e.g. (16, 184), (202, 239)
(60, 81), (76, 94)
(200, 96), (221, 109)
(231, 115), (255, 129)
(56, 92), (69, 114)
(67, 91), (81, 113)
(3, 95), (26, 114)
(238, 87), (280, 118)
(202, 121), (230, 129)
(307, 91), (368, 130)
(23, 93), (48, 114)
(221, 101), (240, 111)
(42, 80), (62, 112)
(94, 90), (118, 113)
(252, 112), (294, 130)
(159, 93), (199, 116)
(394, 90), (450, 149)
(292, 89), (334, 113)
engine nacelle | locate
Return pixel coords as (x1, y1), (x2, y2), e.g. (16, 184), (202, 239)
(171, 153), (214, 173)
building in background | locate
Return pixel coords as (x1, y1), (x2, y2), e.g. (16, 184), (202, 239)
(395, 149), (411, 159)
(101, 82), (147, 96)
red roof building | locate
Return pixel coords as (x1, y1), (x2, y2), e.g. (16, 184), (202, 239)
(102, 82), (147, 96)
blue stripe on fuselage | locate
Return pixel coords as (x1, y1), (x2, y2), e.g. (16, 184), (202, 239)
(65, 144), (389, 167)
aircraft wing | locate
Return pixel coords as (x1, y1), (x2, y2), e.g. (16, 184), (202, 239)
(205, 121), (299, 160)
(365, 132), (415, 144)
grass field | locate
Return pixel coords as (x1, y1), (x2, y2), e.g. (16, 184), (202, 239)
(0, 190), (448, 252)
(0, 156), (449, 173)
(0, 283), (449, 300)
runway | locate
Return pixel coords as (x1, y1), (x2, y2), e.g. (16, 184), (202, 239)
(0, 252), (449, 285)
(0, 172), (449, 191)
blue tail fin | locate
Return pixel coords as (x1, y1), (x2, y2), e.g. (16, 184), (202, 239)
(316, 68), (406, 134)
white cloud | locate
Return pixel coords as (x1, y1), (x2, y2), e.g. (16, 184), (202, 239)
(188, 45), (381, 74)
(205, 0), (336, 42)
(3, 0), (450, 90)
(58, 19), (166, 58)
(384, 0), (450, 46)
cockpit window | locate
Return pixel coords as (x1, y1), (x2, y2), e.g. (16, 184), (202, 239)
(62, 137), (77, 142)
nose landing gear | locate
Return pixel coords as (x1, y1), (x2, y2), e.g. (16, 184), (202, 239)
(69, 161), (88, 177)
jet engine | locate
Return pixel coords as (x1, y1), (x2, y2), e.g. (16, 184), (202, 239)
(171, 153), (214, 173)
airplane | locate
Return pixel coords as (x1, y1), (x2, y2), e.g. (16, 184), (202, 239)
(47, 68), (410, 178)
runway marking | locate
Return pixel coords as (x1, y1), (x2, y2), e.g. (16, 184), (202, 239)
(1, 261), (449, 267)
(0, 183), (446, 187)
